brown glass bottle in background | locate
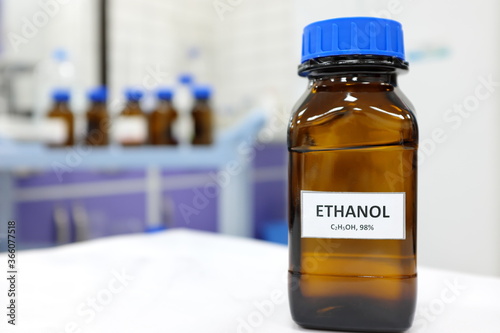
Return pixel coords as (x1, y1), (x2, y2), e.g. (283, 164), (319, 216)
(115, 89), (147, 146)
(47, 89), (74, 147)
(191, 86), (213, 145)
(288, 18), (418, 332)
(85, 87), (109, 146)
(149, 88), (178, 145)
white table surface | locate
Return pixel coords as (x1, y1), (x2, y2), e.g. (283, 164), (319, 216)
(1, 229), (499, 333)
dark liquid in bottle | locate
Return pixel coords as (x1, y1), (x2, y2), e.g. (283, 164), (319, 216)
(288, 74), (418, 332)
(149, 100), (178, 145)
(86, 101), (109, 146)
(191, 98), (213, 145)
(47, 101), (74, 147)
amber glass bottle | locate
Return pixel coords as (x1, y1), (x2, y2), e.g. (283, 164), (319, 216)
(191, 86), (213, 145)
(149, 88), (178, 145)
(115, 89), (147, 146)
(85, 87), (109, 146)
(288, 17), (418, 332)
(47, 89), (74, 147)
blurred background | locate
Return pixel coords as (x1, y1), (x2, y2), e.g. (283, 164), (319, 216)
(0, 0), (499, 277)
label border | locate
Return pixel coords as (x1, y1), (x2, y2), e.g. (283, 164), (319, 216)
(300, 190), (407, 240)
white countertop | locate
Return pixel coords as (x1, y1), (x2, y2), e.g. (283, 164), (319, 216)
(1, 229), (499, 333)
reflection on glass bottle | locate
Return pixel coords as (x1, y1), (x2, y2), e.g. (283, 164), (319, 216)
(149, 88), (178, 145)
(46, 89), (74, 147)
(85, 87), (109, 146)
(191, 85), (213, 145)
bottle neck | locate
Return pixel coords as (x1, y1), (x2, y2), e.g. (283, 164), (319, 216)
(299, 54), (408, 78)
(126, 100), (141, 108)
(159, 99), (173, 106)
(195, 98), (210, 105)
(310, 72), (398, 87)
(54, 101), (70, 109)
(91, 101), (107, 108)
(156, 99), (175, 113)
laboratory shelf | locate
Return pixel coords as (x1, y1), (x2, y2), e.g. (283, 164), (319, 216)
(0, 111), (267, 238)
(0, 111), (266, 170)
(0, 144), (240, 169)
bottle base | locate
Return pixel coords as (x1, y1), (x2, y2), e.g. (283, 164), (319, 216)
(289, 272), (416, 332)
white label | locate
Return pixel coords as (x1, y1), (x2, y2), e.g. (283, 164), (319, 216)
(44, 118), (67, 144)
(301, 191), (405, 239)
(114, 116), (147, 144)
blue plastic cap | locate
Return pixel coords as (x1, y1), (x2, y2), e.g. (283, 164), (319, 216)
(88, 86), (107, 102)
(156, 87), (174, 100)
(301, 17), (405, 63)
(53, 48), (69, 61)
(125, 88), (143, 101)
(178, 73), (193, 85)
(192, 85), (211, 99)
(52, 89), (70, 102)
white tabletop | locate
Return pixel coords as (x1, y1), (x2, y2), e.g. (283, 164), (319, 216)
(1, 229), (499, 333)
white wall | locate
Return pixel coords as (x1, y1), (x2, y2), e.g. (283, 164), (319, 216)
(1, 0), (98, 113)
(108, 0), (216, 112)
(108, 0), (298, 134)
(212, 0), (297, 125)
(399, 0), (500, 276)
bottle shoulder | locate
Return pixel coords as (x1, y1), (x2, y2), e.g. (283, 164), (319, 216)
(86, 105), (108, 116)
(48, 106), (73, 116)
(150, 108), (178, 122)
(121, 107), (145, 116)
(153, 105), (178, 115)
(288, 85), (418, 150)
(191, 104), (212, 114)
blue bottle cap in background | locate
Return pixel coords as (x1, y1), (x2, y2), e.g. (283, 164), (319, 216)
(52, 48), (69, 62)
(52, 89), (70, 102)
(156, 87), (174, 100)
(192, 85), (211, 99)
(301, 17), (405, 63)
(125, 88), (143, 101)
(88, 86), (108, 102)
(178, 73), (194, 85)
